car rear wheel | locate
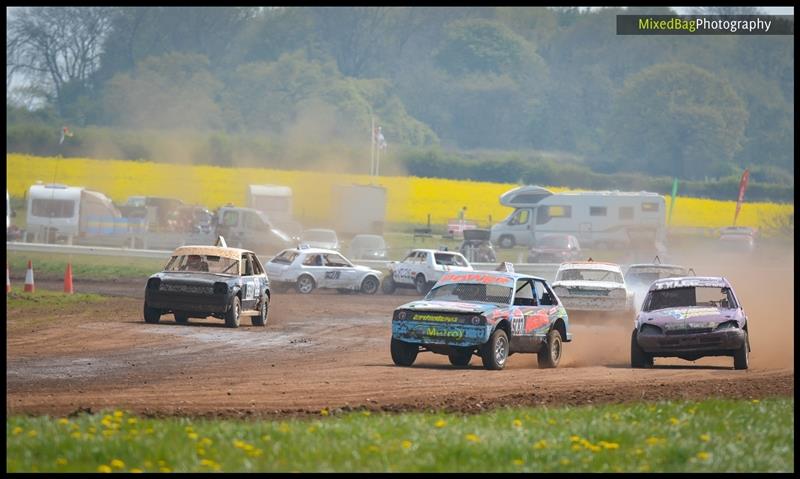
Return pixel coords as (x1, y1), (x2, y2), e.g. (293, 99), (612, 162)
(174, 312), (189, 324)
(733, 331), (749, 370)
(225, 296), (241, 328)
(414, 274), (430, 294)
(390, 337), (418, 367)
(630, 330), (653, 368)
(448, 348), (472, 367)
(143, 303), (161, 324)
(481, 329), (509, 370)
(382, 276), (396, 294)
(360, 276), (379, 295)
(251, 294), (268, 326)
(296, 275), (315, 294)
(537, 329), (562, 369)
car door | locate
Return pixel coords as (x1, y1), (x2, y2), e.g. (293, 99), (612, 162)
(322, 253), (354, 288)
(394, 252), (418, 284)
(240, 253), (259, 311)
(301, 253), (328, 287)
(507, 209), (533, 246)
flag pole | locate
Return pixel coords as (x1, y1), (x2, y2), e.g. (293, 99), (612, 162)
(370, 116), (375, 176)
(376, 129), (381, 177)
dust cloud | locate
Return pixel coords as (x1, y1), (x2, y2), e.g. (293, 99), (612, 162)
(560, 238), (794, 370)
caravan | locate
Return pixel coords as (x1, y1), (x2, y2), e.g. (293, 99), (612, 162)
(490, 186), (666, 249)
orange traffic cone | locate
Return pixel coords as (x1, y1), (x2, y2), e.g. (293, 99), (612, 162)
(6, 262), (10, 294)
(64, 263), (74, 294)
(24, 260), (35, 293)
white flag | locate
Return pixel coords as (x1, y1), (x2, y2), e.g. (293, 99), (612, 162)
(376, 126), (387, 150)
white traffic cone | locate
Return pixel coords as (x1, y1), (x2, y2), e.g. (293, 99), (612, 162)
(24, 260), (35, 293)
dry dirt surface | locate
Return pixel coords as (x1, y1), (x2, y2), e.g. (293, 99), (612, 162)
(7, 247), (794, 419)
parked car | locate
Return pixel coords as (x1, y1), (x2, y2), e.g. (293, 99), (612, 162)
(300, 228), (340, 250)
(348, 234), (387, 260)
(459, 228), (496, 263)
(143, 238), (270, 328)
(527, 234), (581, 263)
(718, 226), (756, 253)
(631, 276), (749, 370)
(390, 269), (571, 370)
(382, 249), (473, 295)
(266, 247), (383, 294)
(551, 261), (634, 317)
(624, 259), (692, 311)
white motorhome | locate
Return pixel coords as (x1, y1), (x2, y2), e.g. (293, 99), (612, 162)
(25, 183), (126, 244)
(490, 185), (666, 249)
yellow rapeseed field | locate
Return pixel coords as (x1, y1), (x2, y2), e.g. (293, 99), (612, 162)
(6, 154), (793, 235)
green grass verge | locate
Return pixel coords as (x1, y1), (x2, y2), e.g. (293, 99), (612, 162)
(6, 290), (107, 309)
(6, 398), (793, 472)
(7, 251), (165, 281)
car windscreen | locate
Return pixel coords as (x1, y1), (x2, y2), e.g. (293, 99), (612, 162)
(434, 253), (467, 266)
(270, 250), (299, 264)
(643, 286), (736, 312)
(302, 230), (336, 242)
(164, 255), (239, 275)
(557, 268), (622, 283)
(426, 283), (512, 306)
(537, 236), (570, 248)
(627, 268), (686, 283)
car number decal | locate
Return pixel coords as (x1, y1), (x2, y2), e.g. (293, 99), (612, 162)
(245, 280), (255, 300)
(325, 270), (341, 280)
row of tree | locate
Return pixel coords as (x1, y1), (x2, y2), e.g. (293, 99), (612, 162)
(6, 6), (794, 183)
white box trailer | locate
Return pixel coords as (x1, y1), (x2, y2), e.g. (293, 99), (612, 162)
(490, 185), (666, 249)
(332, 184), (386, 236)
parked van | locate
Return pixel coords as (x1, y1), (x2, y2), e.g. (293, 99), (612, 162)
(490, 185), (666, 249)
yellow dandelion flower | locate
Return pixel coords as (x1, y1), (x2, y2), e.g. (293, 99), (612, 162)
(320, 408), (329, 416)
(700, 434), (711, 442)
(56, 458), (68, 466)
(248, 449), (263, 457)
(512, 459), (524, 466)
(97, 465), (112, 473)
(569, 435), (580, 442)
(588, 445), (601, 453)
(513, 419), (522, 428)
(560, 459), (571, 466)
(697, 451), (711, 461)
(465, 433), (480, 443)
(102, 430), (116, 437)
(233, 439), (246, 449)
(688, 408), (697, 414)
(130, 468), (143, 473)
(110, 459), (125, 469)
(243, 443), (255, 452)
(279, 423), (290, 433)
(435, 419), (447, 428)
(402, 440), (413, 449)
(533, 439), (548, 450)
(362, 411), (371, 416)
(645, 436), (662, 446)
(751, 399), (760, 404)
(603, 442), (620, 450)
(197, 447), (206, 456)
(547, 419), (556, 425)
(160, 467), (172, 473)
(571, 444), (582, 452)
(71, 431), (82, 439)
(58, 418), (70, 426)
(187, 432), (198, 440)
(114, 410), (124, 417)
(669, 417), (680, 425)
(201, 437), (213, 446)
(307, 426), (317, 433)
(201, 459), (215, 467)
(27, 430), (38, 438)
(128, 418), (137, 425)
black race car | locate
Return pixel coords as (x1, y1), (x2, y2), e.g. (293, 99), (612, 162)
(143, 240), (270, 328)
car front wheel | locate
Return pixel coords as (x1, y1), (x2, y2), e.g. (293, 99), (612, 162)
(382, 276), (396, 294)
(225, 295), (241, 328)
(733, 331), (749, 370)
(414, 274), (430, 294)
(481, 329), (509, 370)
(630, 330), (653, 368)
(360, 276), (379, 295)
(143, 303), (161, 324)
(390, 337), (418, 367)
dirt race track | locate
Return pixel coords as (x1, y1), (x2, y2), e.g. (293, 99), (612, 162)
(6, 247), (794, 419)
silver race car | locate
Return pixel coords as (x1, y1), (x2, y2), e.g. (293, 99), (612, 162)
(266, 247), (383, 294)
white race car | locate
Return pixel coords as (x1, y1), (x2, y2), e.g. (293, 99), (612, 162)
(265, 247), (383, 294)
(382, 249), (473, 295)
(551, 261), (635, 317)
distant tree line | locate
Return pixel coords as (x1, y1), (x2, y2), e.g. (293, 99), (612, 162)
(6, 6), (794, 188)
